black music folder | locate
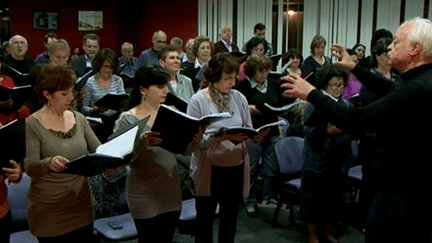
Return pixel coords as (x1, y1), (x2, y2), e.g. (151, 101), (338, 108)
(151, 104), (231, 154)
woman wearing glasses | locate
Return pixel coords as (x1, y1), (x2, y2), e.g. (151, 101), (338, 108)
(301, 65), (353, 243)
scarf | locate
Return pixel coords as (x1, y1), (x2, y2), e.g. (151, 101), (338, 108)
(208, 84), (232, 113)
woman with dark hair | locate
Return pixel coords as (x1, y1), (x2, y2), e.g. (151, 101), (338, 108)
(352, 43), (366, 64)
(187, 53), (268, 242)
(360, 38), (402, 106)
(182, 36), (214, 92)
(81, 48), (126, 116)
(24, 64), (101, 242)
(81, 48), (128, 143)
(301, 65), (353, 243)
(80, 49), (129, 217)
(360, 29), (393, 68)
(235, 54), (283, 217)
(113, 64), (202, 243)
(71, 46), (80, 61)
(302, 35), (332, 85)
(238, 37), (269, 81)
(341, 49), (363, 107)
(283, 48), (305, 77)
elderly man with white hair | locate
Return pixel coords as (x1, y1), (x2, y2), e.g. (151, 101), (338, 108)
(3, 35), (34, 86)
(282, 17), (432, 243)
(138, 30), (167, 67)
(214, 25), (239, 54)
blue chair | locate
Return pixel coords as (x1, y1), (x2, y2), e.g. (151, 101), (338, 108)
(347, 165), (363, 203)
(93, 212), (138, 242)
(7, 173), (38, 243)
(278, 117), (290, 137)
(177, 198), (197, 235)
(272, 136), (304, 227)
(93, 166), (138, 242)
(9, 230), (38, 243)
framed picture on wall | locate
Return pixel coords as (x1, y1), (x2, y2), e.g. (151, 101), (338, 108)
(33, 12), (59, 30)
(78, 11), (103, 31)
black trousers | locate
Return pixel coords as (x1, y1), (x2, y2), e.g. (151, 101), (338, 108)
(37, 223), (99, 243)
(195, 164), (244, 243)
(0, 211), (11, 243)
(133, 210), (181, 243)
(366, 192), (432, 243)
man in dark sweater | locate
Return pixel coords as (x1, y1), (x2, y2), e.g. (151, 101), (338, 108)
(282, 17), (432, 243)
(3, 35), (34, 87)
(235, 55), (284, 217)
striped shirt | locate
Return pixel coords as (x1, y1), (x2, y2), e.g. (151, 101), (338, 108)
(81, 74), (126, 116)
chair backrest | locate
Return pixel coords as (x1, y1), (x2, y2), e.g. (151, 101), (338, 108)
(278, 117), (290, 137)
(351, 139), (359, 160)
(7, 172), (31, 232)
(274, 137), (304, 180)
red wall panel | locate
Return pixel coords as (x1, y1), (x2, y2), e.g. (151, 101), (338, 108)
(10, 0), (198, 59)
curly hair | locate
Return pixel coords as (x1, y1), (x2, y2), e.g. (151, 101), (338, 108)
(203, 53), (239, 84)
(245, 37), (269, 56)
(192, 36), (213, 57)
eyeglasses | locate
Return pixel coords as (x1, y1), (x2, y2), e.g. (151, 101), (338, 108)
(328, 83), (345, 90)
(10, 41), (27, 46)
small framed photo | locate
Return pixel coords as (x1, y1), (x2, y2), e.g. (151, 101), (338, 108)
(78, 11), (103, 32)
(33, 12), (59, 30)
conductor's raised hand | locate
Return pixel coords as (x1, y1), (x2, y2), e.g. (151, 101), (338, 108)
(141, 131), (163, 147)
(280, 74), (316, 100)
(49, 155), (69, 172)
(331, 43), (356, 71)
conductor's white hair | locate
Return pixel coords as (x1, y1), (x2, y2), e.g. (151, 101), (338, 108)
(402, 17), (432, 59)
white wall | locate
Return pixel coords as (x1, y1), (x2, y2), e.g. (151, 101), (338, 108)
(199, 0), (429, 57)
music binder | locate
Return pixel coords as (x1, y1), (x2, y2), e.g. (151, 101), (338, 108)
(0, 119), (25, 171)
(151, 104), (231, 154)
(63, 116), (150, 176)
(164, 92), (188, 113)
(206, 119), (287, 138)
(94, 93), (131, 110)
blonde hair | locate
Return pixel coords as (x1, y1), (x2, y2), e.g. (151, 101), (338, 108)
(310, 35), (326, 55)
(48, 39), (71, 57)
